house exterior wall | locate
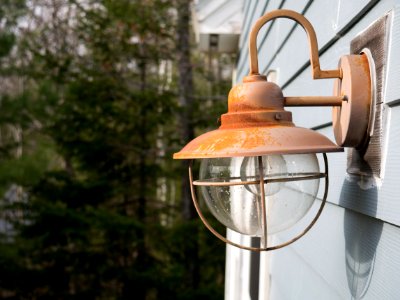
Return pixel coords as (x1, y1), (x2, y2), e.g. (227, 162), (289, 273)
(226, 0), (400, 299)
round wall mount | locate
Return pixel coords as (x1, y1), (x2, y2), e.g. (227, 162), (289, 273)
(332, 54), (373, 148)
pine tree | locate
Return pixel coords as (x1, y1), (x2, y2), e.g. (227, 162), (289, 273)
(0, 1), (226, 299)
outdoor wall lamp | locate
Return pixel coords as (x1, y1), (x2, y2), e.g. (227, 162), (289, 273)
(174, 10), (373, 251)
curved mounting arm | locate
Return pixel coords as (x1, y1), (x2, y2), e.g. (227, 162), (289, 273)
(249, 9), (342, 79)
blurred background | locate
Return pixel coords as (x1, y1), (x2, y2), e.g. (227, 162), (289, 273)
(0, 0), (240, 299)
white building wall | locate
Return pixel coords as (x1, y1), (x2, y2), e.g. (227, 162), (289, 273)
(227, 0), (400, 299)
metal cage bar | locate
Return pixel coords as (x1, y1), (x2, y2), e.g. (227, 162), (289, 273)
(188, 153), (329, 252)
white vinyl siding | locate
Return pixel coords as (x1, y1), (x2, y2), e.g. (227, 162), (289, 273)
(226, 1), (400, 299)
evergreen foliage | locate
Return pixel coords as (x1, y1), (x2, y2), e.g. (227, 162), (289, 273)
(0, 0), (232, 299)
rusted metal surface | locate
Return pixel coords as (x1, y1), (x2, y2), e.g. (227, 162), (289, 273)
(220, 76), (293, 129)
(333, 54), (372, 148)
(188, 153), (330, 252)
(229, 76), (285, 112)
(174, 73), (343, 159)
(248, 10), (341, 79)
(173, 125), (342, 159)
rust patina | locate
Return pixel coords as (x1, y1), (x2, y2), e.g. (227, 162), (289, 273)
(174, 74), (343, 159)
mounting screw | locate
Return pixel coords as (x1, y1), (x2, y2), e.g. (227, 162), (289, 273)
(275, 113), (282, 120)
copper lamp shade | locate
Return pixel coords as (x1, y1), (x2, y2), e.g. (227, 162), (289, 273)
(173, 75), (343, 160)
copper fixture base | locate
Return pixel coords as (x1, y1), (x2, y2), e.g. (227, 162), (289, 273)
(333, 53), (373, 148)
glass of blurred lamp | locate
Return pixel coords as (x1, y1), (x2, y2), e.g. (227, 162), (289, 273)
(174, 10), (374, 251)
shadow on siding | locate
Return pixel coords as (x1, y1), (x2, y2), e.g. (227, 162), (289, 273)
(340, 171), (383, 299)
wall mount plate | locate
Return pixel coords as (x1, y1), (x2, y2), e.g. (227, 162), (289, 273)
(333, 54), (373, 148)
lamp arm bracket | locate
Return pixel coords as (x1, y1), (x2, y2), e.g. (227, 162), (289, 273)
(249, 9), (342, 79)
(284, 95), (346, 107)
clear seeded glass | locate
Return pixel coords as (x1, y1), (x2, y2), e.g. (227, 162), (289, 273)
(199, 154), (320, 236)
(240, 155), (287, 196)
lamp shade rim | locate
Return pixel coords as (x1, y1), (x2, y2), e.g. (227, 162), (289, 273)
(174, 126), (343, 159)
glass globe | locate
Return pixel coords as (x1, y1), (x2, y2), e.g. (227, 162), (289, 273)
(199, 154), (320, 236)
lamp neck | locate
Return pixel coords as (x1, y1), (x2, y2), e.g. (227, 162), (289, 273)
(219, 75), (293, 129)
(248, 9), (341, 79)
